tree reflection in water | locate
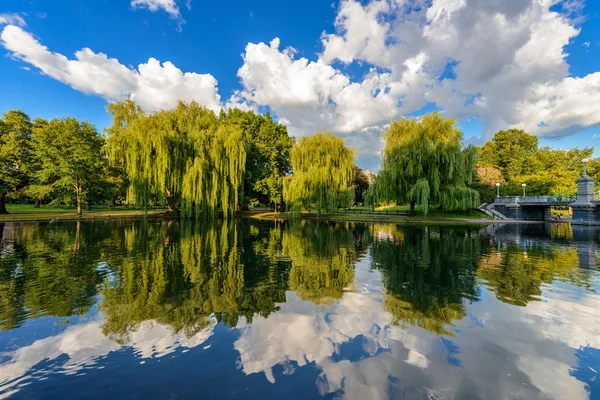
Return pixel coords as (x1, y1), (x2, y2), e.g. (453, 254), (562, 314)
(0, 219), (596, 340)
(283, 221), (360, 305)
(100, 219), (295, 341)
(370, 225), (483, 336)
(1, 219), (599, 400)
(0, 221), (112, 331)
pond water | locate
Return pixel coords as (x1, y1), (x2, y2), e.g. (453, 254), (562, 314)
(0, 219), (599, 399)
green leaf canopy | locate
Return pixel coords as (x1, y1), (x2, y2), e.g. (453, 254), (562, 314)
(105, 100), (247, 218)
(283, 130), (355, 214)
(373, 112), (479, 215)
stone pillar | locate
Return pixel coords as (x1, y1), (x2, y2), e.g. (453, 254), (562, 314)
(493, 196), (521, 219)
(543, 207), (553, 221)
(571, 177), (600, 225)
(577, 243), (598, 271)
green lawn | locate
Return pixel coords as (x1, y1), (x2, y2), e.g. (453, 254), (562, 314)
(345, 204), (491, 220)
(1, 204), (168, 221)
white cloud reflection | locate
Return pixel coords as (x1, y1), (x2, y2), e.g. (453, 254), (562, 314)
(0, 317), (215, 399)
(233, 255), (600, 399)
(1, 252), (599, 399)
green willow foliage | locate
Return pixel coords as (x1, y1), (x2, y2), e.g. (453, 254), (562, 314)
(0, 221), (112, 331)
(283, 131), (355, 214)
(100, 219), (291, 340)
(105, 100), (246, 218)
(370, 225), (482, 336)
(371, 112), (479, 215)
(282, 221), (358, 304)
(478, 243), (582, 306)
(219, 109), (294, 208)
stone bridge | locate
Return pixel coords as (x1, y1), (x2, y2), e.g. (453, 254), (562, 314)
(483, 176), (600, 225)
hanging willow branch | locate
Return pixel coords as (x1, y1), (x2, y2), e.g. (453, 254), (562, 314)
(283, 130), (355, 214)
(371, 112), (479, 215)
(105, 100), (247, 219)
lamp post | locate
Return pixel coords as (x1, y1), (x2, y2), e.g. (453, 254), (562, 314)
(496, 182), (501, 198)
(582, 158), (590, 177)
(522, 183), (527, 197)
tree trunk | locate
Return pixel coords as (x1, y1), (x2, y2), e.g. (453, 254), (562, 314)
(72, 220), (81, 255)
(165, 188), (178, 214)
(0, 193), (8, 214)
(409, 200), (416, 216)
(86, 202), (91, 211)
(34, 199), (41, 208)
(76, 185), (82, 217)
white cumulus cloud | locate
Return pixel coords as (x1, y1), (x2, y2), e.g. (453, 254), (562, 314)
(234, 0), (600, 159)
(0, 25), (222, 112)
(2, 0), (599, 164)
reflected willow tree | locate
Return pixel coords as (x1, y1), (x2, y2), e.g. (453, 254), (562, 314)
(99, 219), (292, 341)
(370, 226), (483, 336)
(478, 243), (581, 306)
(0, 218), (296, 338)
(282, 221), (365, 305)
(0, 221), (112, 330)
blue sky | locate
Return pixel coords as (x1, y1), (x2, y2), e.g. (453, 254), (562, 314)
(1, 0), (599, 170)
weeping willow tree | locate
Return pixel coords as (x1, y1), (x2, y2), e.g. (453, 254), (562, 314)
(283, 131), (355, 214)
(105, 100), (246, 218)
(370, 112), (479, 215)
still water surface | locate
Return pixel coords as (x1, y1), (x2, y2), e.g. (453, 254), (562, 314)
(0, 219), (599, 399)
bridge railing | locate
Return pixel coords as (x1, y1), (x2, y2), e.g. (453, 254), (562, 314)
(519, 194), (577, 203)
(519, 196), (549, 203)
(547, 193), (577, 202)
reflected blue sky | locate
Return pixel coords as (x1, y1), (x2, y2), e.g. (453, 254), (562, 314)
(0, 221), (599, 399)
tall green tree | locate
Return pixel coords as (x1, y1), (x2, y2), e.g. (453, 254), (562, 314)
(283, 131), (355, 214)
(352, 165), (370, 205)
(478, 129), (540, 182)
(25, 118), (53, 208)
(0, 110), (33, 214)
(372, 112), (479, 215)
(478, 128), (595, 196)
(220, 109), (294, 208)
(33, 117), (105, 216)
(106, 100), (246, 218)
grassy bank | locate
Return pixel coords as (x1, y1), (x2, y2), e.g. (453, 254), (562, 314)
(1, 204), (531, 225)
(0, 204), (169, 221)
(348, 204), (492, 220)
